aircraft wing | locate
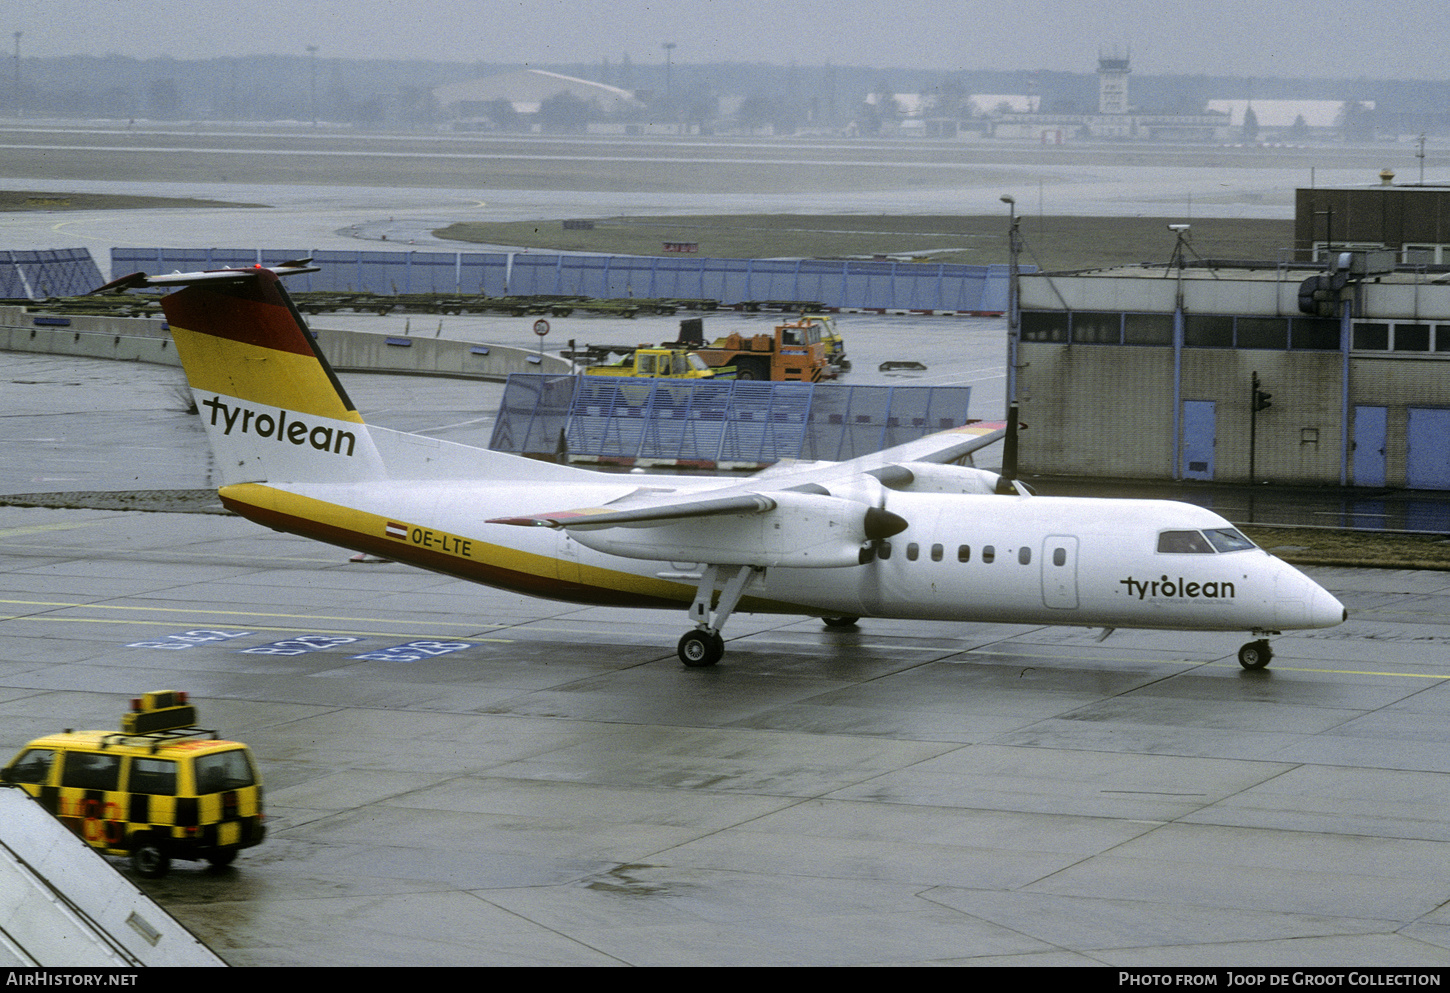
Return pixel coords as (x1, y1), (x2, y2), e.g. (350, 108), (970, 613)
(488, 481), (907, 568)
(746, 419), (1006, 487)
(489, 492), (778, 530)
(491, 420), (1002, 531)
(485, 420), (1005, 566)
(865, 419), (1005, 465)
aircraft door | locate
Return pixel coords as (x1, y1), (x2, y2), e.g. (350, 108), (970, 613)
(1407, 407), (1450, 490)
(1352, 406), (1387, 487)
(1041, 535), (1079, 609)
(1181, 401), (1216, 481)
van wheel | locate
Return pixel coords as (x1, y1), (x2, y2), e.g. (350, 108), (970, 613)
(130, 841), (171, 879)
(207, 849), (238, 868)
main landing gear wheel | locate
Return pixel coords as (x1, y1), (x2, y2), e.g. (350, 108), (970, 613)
(678, 629), (725, 667)
(1238, 639), (1273, 670)
(821, 616), (860, 629)
(677, 564), (760, 667)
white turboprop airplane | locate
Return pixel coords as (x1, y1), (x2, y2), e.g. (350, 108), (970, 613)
(95, 262), (1346, 669)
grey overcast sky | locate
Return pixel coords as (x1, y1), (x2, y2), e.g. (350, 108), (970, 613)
(12, 0), (1450, 79)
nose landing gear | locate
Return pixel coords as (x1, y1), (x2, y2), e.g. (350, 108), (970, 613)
(1237, 639), (1273, 670)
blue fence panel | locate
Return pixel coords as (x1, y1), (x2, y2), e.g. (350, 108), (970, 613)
(395, 252), (463, 294)
(650, 257), (706, 299)
(491, 376), (972, 466)
(940, 266), (984, 311)
(487, 374), (575, 456)
(855, 262), (903, 310)
(668, 379), (734, 460)
(1, 248), (103, 298)
(601, 255), (659, 299)
(977, 264), (1013, 313)
(0, 253), (27, 297)
(111, 248), (1016, 311)
(460, 253), (508, 295)
(508, 254), (562, 296)
(793, 261), (843, 307)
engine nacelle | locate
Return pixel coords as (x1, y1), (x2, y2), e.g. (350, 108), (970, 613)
(874, 462), (1001, 495)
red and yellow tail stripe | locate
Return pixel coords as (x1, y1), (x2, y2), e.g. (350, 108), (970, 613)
(162, 273), (361, 424)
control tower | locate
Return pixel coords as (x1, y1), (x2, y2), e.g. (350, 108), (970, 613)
(1098, 51), (1130, 114)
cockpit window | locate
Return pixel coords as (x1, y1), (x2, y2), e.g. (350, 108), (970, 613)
(1157, 530), (1215, 553)
(1204, 527), (1256, 553)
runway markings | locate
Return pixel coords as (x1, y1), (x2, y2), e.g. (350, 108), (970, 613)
(0, 521), (110, 538)
(120, 627), (497, 661)
(5, 599), (1446, 679)
(0, 597), (509, 630)
(126, 628), (253, 650)
(241, 634), (364, 655)
(352, 640), (475, 663)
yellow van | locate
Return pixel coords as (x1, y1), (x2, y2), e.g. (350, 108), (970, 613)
(1, 691), (265, 878)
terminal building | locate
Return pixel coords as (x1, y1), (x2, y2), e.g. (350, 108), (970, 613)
(1013, 181), (1450, 492)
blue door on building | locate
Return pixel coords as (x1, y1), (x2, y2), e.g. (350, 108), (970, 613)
(1352, 406), (1387, 488)
(1181, 401), (1215, 481)
(1407, 408), (1450, 490)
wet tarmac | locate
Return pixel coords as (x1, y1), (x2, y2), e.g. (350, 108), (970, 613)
(3, 358), (1450, 966)
(2, 502), (1450, 966)
(4, 122), (1450, 968)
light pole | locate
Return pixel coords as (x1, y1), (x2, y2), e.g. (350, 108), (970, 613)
(661, 42), (675, 100)
(1001, 194), (1020, 413)
(12, 31), (20, 119)
(306, 45), (318, 127)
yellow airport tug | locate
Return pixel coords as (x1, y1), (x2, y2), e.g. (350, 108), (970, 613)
(1, 691), (266, 878)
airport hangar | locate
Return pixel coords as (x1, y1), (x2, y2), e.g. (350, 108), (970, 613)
(1012, 181), (1450, 493)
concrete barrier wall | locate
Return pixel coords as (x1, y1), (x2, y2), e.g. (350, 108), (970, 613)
(314, 327), (568, 378)
(0, 306), (569, 379)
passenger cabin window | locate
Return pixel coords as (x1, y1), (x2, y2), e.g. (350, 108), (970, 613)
(931, 543), (944, 562)
(878, 540), (892, 560)
(1158, 530), (1216, 554)
(1053, 547), (1067, 567)
(982, 545), (995, 564)
(906, 542), (919, 561)
(957, 545), (971, 562)
(1018, 547), (1031, 565)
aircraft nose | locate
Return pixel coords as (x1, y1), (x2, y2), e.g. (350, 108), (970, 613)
(1309, 583), (1348, 629)
(1274, 566), (1346, 629)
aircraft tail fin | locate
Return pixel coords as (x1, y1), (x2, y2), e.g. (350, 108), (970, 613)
(96, 262), (386, 485)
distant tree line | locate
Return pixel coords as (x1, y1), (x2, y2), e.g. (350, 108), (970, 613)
(6, 54), (1450, 137)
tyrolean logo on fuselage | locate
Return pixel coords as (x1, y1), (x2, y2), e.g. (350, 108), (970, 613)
(1119, 575), (1235, 600)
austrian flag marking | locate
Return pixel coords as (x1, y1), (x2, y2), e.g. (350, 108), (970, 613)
(385, 522), (408, 540)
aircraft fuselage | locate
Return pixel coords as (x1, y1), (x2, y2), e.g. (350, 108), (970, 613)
(222, 478), (1344, 637)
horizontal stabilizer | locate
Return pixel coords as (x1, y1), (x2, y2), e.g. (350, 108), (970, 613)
(90, 260), (320, 294)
